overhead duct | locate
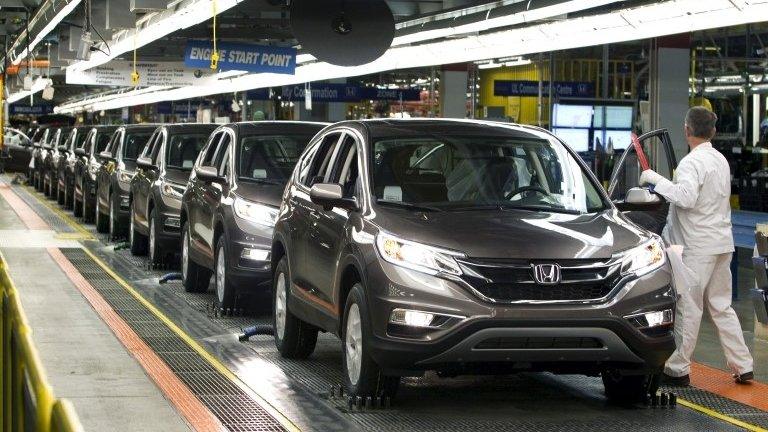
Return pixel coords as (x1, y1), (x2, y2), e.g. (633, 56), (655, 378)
(290, 0), (395, 66)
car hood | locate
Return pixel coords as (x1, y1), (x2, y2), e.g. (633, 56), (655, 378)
(371, 207), (648, 260)
(233, 181), (286, 207)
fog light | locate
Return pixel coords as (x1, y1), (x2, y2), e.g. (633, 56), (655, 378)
(164, 217), (180, 229)
(625, 309), (674, 328)
(241, 248), (270, 262)
(390, 309), (435, 327)
(120, 196), (130, 209)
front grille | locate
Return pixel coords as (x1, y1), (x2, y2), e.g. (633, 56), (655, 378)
(458, 258), (623, 303)
(474, 337), (603, 350)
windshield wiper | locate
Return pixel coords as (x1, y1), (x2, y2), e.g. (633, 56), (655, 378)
(446, 203), (582, 214)
(375, 200), (444, 212)
(238, 177), (282, 185)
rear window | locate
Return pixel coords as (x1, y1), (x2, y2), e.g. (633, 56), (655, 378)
(122, 132), (153, 161)
(166, 133), (209, 170)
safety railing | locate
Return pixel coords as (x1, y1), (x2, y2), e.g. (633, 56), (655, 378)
(1, 253), (85, 432)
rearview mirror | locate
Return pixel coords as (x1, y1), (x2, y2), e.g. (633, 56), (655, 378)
(310, 183), (358, 211)
(74, 148), (86, 157)
(195, 165), (224, 183)
(136, 156), (157, 170)
(98, 150), (114, 161)
(624, 187), (662, 205)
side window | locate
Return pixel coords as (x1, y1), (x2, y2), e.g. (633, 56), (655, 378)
(80, 130), (94, 151)
(153, 132), (166, 166)
(297, 144), (320, 184)
(303, 132), (343, 187)
(140, 132), (157, 158)
(329, 135), (360, 198)
(200, 132), (222, 166)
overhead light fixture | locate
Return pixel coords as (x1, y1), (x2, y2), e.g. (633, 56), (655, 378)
(10, 0), (83, 66)
(42, 82), (55, 101)
(58, 0), (768, 111)
(231, 99), (241, 112)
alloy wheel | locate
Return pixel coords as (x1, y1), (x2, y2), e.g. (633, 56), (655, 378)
(345, 303), (363, 386)
(216, 246), (226, 304)
(149, 217), (156, 262)
(275, 272), (287, 340)
(109, 199), (115, 235)
(182, 230), (189, 280)
(129, 208), (135, 245)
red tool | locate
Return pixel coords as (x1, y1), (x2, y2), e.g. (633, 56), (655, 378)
(631, 132), (650, 171)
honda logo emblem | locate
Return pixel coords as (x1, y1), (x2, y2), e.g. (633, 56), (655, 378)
(532, 263), (561, 285)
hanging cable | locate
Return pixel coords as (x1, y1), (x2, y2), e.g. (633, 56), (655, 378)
(131, 30), (139, 86)
(210, 0), (219, 69)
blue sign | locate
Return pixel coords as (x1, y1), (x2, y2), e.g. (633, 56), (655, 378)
(156, 102), (200, 116)
(245, 85), (421, 103)
(494, 80), (594, 98)
(9, 104), (54, 115)
(184, 41), (296, 75)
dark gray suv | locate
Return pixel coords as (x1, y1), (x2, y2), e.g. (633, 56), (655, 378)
(129, 123), (217, 264)
(271, 119), (675, 402)
(180, 121), (327, 310)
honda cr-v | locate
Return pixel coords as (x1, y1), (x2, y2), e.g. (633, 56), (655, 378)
(180, 121), (327, 309)
(271, 119), (675, 403)
(74, 126), (118, 221)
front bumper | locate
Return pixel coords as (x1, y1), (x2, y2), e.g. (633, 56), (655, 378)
(365, 260), (676, 373)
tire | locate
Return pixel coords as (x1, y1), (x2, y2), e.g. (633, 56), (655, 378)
(273, 256), (318, 359)
(108, 194), (119, 239)
(602, 370), (659, 403)
(342, 283), (400, 399)
(181, 222), (211, 293)
(129, 204), (148, 256)
(95, 190), (109, 233)
(147, 209), (162, 265)
(73, 184), (83, 217)
(214, 235), (237, 310)
(81, 181), (93, 223)
(57, 182), (65, 205)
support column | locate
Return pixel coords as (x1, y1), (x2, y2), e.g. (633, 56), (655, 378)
(440, 65), (468, 119)
(328, 78), (347, 122)
(649, 35), (691, 169)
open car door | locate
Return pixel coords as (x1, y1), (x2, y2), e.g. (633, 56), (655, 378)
(607, 128), (678, 235)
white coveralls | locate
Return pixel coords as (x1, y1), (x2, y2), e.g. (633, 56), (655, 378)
(651, 142), (753, 377)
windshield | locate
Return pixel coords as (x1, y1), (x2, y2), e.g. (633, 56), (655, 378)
(371, 134), (607, 214)
(122, 132), (153, 161)
(236, 134), (312, 183)
(166, 133), (209, 170)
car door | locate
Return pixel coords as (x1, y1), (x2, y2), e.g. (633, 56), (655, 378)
(290, 131), (345, 290)
(99, 130), (123, 211)
(135, 130), (162, 227)
(200, 129), (233, 263)
(305, 132), (362, 304)
(608, 128), (677, 235)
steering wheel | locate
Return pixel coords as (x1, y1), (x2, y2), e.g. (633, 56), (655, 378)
(505, 185), (550, 200)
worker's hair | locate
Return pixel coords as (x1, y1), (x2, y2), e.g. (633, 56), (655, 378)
(685, 106), (718, 140)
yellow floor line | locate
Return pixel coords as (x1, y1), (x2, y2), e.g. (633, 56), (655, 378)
(677, 398), (768, 432)
(22, 186), (93, 239)
(20, 179), (768, 432)
(18, 184), (300, 432)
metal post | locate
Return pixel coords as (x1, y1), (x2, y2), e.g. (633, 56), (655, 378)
(537, 53), (543, 127)
(470, 64), (477, 119)
(430, 66), (437, 117)
(548, 51), (555, 129)
(602, 44), (609, 146)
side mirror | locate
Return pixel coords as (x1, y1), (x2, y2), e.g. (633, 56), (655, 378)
(310, 183), (358, 211)
(624, 187), (662, 205)
(57, 145), (68, 153)
(195, 165), (224, 183)
(74, 148), (86, 157)
(136, 156), (157, 170)
(98, 150), (114, 161)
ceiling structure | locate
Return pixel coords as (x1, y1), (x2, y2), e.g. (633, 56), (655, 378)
(3, 0), (768, 111)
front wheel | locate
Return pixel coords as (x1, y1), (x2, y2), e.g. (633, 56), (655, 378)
(129, 205), (148, 255)
(214, 235), (236, 310)
(181, 222), (211, 293)
(342, 283), (400, 399)
(602, 370), (660, 403)
(273, 256), (317, 359)
(95, 192), (109, 233)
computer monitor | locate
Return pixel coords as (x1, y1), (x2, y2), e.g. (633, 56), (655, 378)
(554, 104), (593, 128)
(603, 129), (632, 150)
(593, 106), (634, 129)
(553, 128), (590, 152)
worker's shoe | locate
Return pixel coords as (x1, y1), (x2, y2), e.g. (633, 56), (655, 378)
(734, 371), (753, 384)
(662, 373), (690, 387)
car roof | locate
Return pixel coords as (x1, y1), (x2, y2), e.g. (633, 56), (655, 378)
(162, 123), (219, 134)
(341, 118), (547, 140)
(119, 124), (162, 131)
(232, 121), (330, 135)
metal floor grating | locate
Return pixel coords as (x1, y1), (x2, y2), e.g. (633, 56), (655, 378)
(6, 183), (76, 233)
(667, 385), (768, 429)
(59, 248), (287, 432)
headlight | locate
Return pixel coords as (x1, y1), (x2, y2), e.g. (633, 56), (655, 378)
(233, 197), (278, 227)
(375, 232), (464, 276)
(161, 182), (184, 199)
(119, 171), (134, 184)
(620, 238), (666, 277)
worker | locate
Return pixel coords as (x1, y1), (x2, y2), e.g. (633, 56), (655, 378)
(639, 106), (754, 386)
